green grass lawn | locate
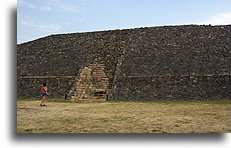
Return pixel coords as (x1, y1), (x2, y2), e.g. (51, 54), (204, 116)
(17, 99), (231, 133)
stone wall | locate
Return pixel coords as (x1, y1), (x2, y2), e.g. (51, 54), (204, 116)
(17, 25), (231, 100)
(111, 75), (230, 101)
(17, 29), (128, 98)
(17, 76), (77, 98)
(111, 25), (231, 100)
(71, 64), (109, 100)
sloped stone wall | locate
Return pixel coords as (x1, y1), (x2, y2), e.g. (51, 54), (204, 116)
(17, 29), (128, 99)
(115, 25), (230, 77)
(17, 25), (231, 100)
(71, 64), (109, 100)
(111, 25), (231, 100)
(111, 75), (230, 101)
(17, 76), (77, 98)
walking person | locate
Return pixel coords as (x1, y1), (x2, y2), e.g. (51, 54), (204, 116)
(40, 83), (48, 106)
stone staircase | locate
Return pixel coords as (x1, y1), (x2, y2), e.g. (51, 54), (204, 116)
(68, 63), (109, 100)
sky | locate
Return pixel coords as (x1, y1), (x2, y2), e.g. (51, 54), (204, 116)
(17, 0), (231, 44)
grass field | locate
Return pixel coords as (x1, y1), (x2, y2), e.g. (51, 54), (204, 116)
(17, 99), (231, 133)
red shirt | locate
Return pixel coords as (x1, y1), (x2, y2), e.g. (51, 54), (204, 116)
(42, 86), (47, 93)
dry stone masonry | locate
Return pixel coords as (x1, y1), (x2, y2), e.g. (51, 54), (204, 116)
(70, 64), (109, 100)
(17, 25), (231, 101)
